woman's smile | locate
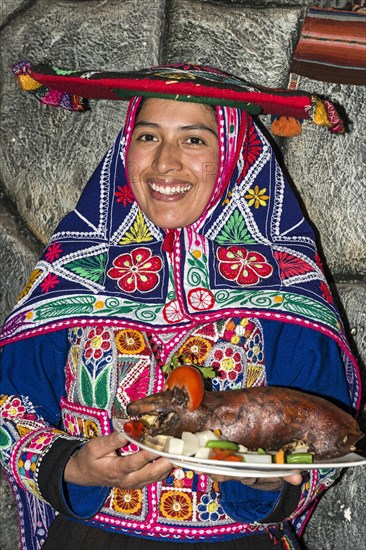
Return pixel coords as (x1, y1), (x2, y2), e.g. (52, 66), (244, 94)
(126, 98), (219, 229)
(147, 177), (192, 200)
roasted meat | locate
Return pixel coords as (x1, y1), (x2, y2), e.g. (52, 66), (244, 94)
(127, 385), (363, 459)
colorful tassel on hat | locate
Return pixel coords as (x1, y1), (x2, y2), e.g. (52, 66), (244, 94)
(323, 100), (345, 134)
(271, 115), (303, 137)
(312, 98), (331, 127)
(18, 73), (42, 91)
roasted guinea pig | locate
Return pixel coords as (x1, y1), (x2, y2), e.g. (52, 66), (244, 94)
(127, 384), (363, 460)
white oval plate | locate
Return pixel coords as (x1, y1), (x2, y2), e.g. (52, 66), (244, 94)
(113, 419), (366, 474)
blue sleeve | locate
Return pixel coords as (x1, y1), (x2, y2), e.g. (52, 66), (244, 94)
(0, 332), (107, 518)
(0, 330), (70, 425)
(220, 320), (351, 523)
(262, 320), (351, 411)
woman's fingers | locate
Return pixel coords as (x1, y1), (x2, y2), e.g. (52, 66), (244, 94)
(283, 472), (303, 485)
(64, 433), (172, 489)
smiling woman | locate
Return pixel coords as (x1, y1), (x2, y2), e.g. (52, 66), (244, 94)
(127, 99), (219, 228)
(0, 63), (361, 550)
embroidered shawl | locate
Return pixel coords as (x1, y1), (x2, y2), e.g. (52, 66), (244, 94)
(1, 65), (360, 407)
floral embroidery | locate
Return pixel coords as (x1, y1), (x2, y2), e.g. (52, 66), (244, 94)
(2, 397), (26, 418)
(112, 488), (142, 514)
(244, 185), (269, 208)
(63, 413), (80, 436)
(119, 211), (153, 244)
(197, 492), (225, 522)
(40, 273), (60, 293)
(223, 318), (254, 345)
(164, 468), (194, 489)
(187, 287), (215, 311)
(209, 345), (244, 382)
(320, 281), (333, 304)
(107, 248), (162, 293)
(178, 336), (212, 363)
(28, 432), (54, 451)
(217, 246), (273, 286)
(239, 120), (263, 180)
(247, 333), (264, 363)
(274, 251), (316, 280)
(18, 452), (37, 479)
(115, 329), (145, 354)
(83, 419), (99, 439)
(44, 242), (63, 262)
(162, 299), (184, 324)
(115, 184), (134, 207)
(216, 210), (256, 245)
(160, 490), (192, 521)
(84, 327), (112, 361)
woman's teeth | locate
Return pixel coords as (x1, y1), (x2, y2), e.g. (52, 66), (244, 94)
(150, 182), (191, 195)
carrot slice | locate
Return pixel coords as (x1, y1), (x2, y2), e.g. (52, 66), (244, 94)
(275, 449), (285, 464)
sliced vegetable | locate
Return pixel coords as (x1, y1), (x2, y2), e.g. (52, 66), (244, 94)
(240, 453), (273, 464)
(165, 365), (204, 411)
(165, 437), (185, 455)
(194, 447), (214, 459)
(275, 449), (285, 464)
(181, 431), (200, 456)
(196, 430), (220, 447)
(123, 420), (146, 440)
(205, 440), (239, 451)
(285, 452), (314, 464)
(210, 447), (243, 462)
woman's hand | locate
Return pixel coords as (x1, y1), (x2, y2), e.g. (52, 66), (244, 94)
(64, 431), (173, 489)
(207, 472), (303, 491)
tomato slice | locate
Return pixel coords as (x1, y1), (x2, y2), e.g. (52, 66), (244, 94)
(123, 420), (146, 440)
(165, 365), (204, 411)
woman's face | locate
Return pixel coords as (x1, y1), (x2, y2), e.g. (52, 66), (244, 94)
(126, 98), (219, 229)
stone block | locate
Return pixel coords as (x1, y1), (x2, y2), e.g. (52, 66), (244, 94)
(199, 0), (351, 7)
(283, 79), (366, 276)
(0, 195), (42, 326)
(0, 0), (31, 27)
(0, 471), (18, 550)
(164, 0), (302, 87)
(303, 465), (366, 550)
(0, 0), (165, 244)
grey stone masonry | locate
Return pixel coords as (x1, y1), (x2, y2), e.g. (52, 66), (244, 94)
(0, 1), (365, 549)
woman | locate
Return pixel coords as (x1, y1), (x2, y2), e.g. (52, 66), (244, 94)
(0, 64), (359, 550)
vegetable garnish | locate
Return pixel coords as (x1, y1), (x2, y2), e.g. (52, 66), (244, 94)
(205, 440), (239, 451)
(164, 365), (204, 411)
(123, 419), (146, 440)
(285, 452), (314, 464)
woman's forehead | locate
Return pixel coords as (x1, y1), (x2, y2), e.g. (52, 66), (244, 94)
(135, 97), (217, 125)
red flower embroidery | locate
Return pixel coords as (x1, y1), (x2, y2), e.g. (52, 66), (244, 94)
(115, 185), (134, 207)
(217, 246), (273, 286)
(274, 251), (316, 280)
(188, 288), (215, 311)
(320, 281), (333, 304)
(45, 242), (63, 262)
(238, 120), (263, 181)
(84, 327), (112, 360)
(162, 299), (184, 324)
(40, 273), (60, 293)
(107, 248), (162, 293)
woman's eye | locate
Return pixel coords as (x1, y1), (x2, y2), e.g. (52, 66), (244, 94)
(137, 134), (157, 142)
(186, 137), (205, 145)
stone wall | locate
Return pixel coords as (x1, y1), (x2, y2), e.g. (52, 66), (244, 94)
(0, 1), (365, 548)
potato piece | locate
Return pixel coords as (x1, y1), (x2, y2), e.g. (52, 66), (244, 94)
(165, 437), (185, 455)
(182, 432), (200, 456)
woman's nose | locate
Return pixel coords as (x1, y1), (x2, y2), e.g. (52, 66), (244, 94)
(153, 141), (183, 173)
